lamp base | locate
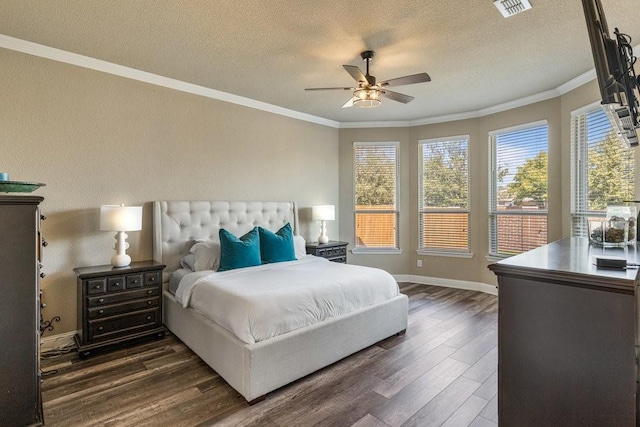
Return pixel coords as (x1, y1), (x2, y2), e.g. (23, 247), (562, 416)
(111, 253), (132, 268)
(318, 235), (329, 244)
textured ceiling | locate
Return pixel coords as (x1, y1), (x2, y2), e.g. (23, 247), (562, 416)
(0, 0), (638, 124)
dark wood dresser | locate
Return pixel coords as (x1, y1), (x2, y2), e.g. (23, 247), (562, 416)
(0, 196), (45, 426)
(74, 260), (166, 357)
(306, 240), (348, 263)
(489, 238), (638, 426)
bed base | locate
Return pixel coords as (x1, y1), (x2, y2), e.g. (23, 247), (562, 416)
(163, 290), (408, 403)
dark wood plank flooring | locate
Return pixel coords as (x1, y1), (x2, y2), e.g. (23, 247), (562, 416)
(41, 283), (498, 426)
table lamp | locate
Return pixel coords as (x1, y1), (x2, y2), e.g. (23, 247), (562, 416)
(312, 205), (335, 244)
(100, 205), (142, 267)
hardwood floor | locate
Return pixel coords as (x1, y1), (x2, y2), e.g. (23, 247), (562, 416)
(41, 283), (498, 426)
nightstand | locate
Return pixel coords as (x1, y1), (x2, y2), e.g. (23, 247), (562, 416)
(74, 260), (166, 358)
(306, 240), (348, 263)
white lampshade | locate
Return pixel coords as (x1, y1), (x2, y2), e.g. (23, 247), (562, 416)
(312, 205), (335, 221)
(100, 205), (142, 231)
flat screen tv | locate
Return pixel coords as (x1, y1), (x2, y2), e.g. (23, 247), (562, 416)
(582, 0), (640, 147)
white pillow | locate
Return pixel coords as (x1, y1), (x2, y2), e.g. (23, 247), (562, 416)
(190, 239), (221, 271)
(293, 235), (307, 259)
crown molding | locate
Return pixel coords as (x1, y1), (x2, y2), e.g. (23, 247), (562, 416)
(0, 34), (340, 129)
(2, 33), (627, 130)
(557, 68), (597, 94)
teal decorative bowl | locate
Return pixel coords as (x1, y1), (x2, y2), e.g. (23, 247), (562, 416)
(0, 181), (46, 193)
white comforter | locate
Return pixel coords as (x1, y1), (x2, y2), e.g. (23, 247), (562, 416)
(175, 256), (399, 344)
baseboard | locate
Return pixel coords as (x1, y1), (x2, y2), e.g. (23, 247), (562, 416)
(41, 330), (78, 352)
(393, 274), (498, 296)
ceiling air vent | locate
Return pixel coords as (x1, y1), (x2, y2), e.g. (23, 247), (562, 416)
(493, 0), (532, 17)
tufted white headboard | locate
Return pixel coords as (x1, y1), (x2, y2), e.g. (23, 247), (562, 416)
(153, 200), (299, 283)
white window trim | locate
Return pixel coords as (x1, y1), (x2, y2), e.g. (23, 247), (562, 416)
(570, 102), (635, 238)
(488, 120), (549, 258)
(418, 135), (471, 256)
(353, 141), (400, 253)
(418, 249), (474, 258)
(352, 248), (403, 255)
(487, 119), (548, 137)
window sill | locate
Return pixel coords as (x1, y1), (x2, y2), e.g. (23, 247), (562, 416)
(351, 248), (402, 255)
(417, 250), (474, 259)
(485, 254), (510, 263)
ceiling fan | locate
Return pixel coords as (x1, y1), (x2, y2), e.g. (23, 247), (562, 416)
(305, 50), (431, 108)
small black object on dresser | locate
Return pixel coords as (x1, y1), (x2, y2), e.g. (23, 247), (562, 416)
(306, 240), (348, 263)
(74, 260), (166, 358)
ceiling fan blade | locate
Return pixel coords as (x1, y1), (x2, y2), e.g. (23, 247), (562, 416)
(379, 72), (431, 87)
(305, 87), (353, 91)
(382, 90), (414, 104)
(343, 65), (367, 84)
(342, 98), (355, 108)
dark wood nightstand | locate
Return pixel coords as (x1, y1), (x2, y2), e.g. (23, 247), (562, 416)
(74, 260), (166, 358)
(306, 240), (348, 263)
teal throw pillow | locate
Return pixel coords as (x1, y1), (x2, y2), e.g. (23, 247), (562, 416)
(259, 223), (296, 264)
(218, 227), (261, 272)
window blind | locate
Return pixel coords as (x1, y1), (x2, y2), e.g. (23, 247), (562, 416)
(489, 122), (548, 256)
(419, 137), (470, 253)
(571, 106), (635, 237)
(353, 142), (399, 249)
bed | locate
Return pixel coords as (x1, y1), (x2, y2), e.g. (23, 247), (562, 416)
(153, 200), (408, 403)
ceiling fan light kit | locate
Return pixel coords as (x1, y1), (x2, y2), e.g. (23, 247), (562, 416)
(493, 0), (532, 18)
(353, 88), (382, 108)
(305, 50), (431, 109)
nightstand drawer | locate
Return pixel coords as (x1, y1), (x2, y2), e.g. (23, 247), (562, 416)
(317, 246), (347, 258)
(144, 271), (161, 286)
(88, 297), (160, 319)
(126, 273), (143, 289)
(87, 286), (160, 307)
(88, 308), (160, 341)
(307, 241), (349, 263)
(107, 276), (125, 292)
(86, 278), (106, 295)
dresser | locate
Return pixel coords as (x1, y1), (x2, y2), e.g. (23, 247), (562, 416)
(74, 260), (166, 357)
(0, 196), (44, 426)
(306, 240), (348, 263)
(489, 238), (638, 426)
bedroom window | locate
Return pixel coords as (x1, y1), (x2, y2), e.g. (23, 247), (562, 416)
(571, 103), (635, 236)
(489, 121), (548, 257)
(353, 142), (399, 252)
(418, 136), (471, 256)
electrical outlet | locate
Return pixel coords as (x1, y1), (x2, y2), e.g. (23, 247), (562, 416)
(417, 259), (423, 268)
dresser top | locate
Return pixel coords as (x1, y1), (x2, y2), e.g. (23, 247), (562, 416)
(74, 260), (165, 278)
(306, 240), (349, 248)
(0, 195), (43, 205)
(489, 237), (639, 292)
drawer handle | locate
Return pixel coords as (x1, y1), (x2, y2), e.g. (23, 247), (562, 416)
(41, 214), (47, 221)
(42, 239), (48, 247)
(98, 309), (104, 314)
(114, 283), (121, 287)
(98, 326), (104, 331)
(147, 290), (153, 294)
(147, 300), (153, 305)
(94, 285), (101, 289)
(98, 298), (104, 303)
(40, 272), (46, 278)
(131, 279), (138, 284)
(146, 316), (152, 321)
(149, 276), (156, 282)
